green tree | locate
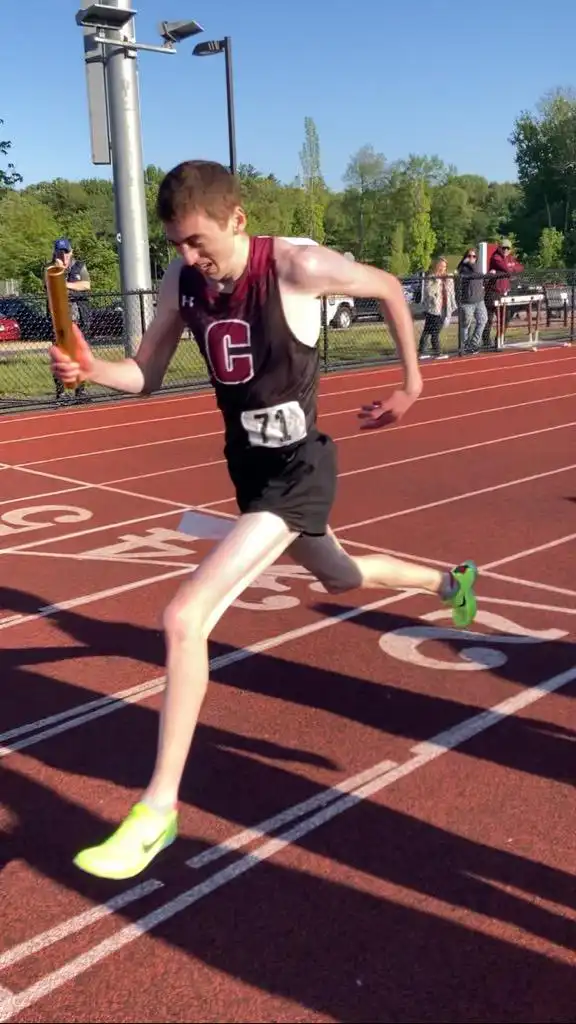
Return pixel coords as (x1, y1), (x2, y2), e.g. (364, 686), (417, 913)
(342, 144), (387, 260)
(510, 88), (576, 253)
(0, 117), (22, 191)
(239, 167), (300, 235)
(386, 222), (411, 276)
(294, 116), (325, 242)
(536, 226), (565, 267)
(405, 179), (436, 270)
(431, 181), (472, 254)
(0, 192), (59, 290)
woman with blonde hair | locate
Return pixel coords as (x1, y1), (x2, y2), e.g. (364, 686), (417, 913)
(418, 255), (456, 359)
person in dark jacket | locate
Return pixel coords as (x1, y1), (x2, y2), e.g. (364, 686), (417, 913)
(456, 247), (486, 354)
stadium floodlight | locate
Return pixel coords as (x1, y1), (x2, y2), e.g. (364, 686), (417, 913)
(75, 4), (135, 30)
(76, 0), (205, 351)
(158, 20), (204, 44)
(192, 37), (236, 176)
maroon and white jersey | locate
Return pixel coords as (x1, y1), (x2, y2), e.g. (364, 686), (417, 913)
(178, 236), (320, 456)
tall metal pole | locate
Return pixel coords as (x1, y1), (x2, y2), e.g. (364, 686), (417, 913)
(105, 0), (152, 353)
(223, 37), (237, 177)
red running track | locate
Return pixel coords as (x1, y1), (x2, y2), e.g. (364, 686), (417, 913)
(0, 349), (575, 1024)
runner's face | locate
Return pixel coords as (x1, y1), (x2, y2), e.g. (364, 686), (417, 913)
(165, 208), (245, 281)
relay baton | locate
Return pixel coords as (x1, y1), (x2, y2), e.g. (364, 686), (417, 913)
(45, 264), (79, 388)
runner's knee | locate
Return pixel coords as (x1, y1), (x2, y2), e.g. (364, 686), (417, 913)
(290, 533), (364, 594)
(320, 558), (363, 593)
(163, 593), (211, 643)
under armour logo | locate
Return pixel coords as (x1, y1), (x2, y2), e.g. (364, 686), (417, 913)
(181, 295), (195, 308)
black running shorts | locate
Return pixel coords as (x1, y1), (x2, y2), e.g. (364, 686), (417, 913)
(226, 430), (337, 536)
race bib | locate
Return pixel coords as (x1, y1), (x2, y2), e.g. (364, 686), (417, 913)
(241, 401), (307, 448)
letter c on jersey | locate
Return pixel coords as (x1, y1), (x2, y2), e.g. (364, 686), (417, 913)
(205, 319), (254, 385)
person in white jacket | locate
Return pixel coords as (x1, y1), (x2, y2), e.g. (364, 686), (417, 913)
(418, 256), (457, 359)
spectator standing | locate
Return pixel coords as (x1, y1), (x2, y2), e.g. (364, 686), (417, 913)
(50, 238), (92, 403)
(482, 238), (523, 347)
(456, 247), (487, 353)
(418, 256), (457, 359)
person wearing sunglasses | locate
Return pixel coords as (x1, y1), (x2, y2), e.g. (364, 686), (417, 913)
(456, 247), (486, 354)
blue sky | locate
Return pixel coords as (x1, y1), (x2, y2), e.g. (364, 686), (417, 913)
(2, 0), (576, 192)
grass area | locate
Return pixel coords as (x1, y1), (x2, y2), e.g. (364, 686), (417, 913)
(0, 319), (571, 405)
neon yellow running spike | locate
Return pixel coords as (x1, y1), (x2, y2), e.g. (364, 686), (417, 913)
(73, 803), (178, 880)
(445, 560), (478, 628)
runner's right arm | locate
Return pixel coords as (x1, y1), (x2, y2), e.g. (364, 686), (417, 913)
(49, 259), (184, 395)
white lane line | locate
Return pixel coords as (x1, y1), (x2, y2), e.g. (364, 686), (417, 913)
(480, 596), (576, 615)
(0, 679), (166, 747)
(335, 419), (576, 479)
(0, 566), (192, 633)
(481, 532), (576, 570)
(0, 881), (164, 970)
(342, 536), (576, 601)
(0, 508), (189, 555)
(0, 485), (91, 509)
(7, 465), (196, 510)
(6, 364), (560, 447)
(9, 372), (576, 468)
(3, 526), (574, 749)
(3, 424), (575, 557)
(4, 549), (196, 569)
(2, 664), (574, 1023)
(2, 348), (572, 435)
(411, 666), (576, 757)
(336, 460), (576, 532)
(0, 462), (573, 633)
(3, 552), (193, 569)
(0, 590), (416, 753)
(483, 571), (576, 601)
(186, 759), (400, 871)
(200, 430), (576, 514)
(0, 759), (398, 971)
(98, 390), (576, 488)
(0, 468), (573, 638)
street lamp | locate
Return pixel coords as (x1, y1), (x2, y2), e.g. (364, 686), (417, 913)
(192, 37), (237, 177)
(75, 1), (204, 352)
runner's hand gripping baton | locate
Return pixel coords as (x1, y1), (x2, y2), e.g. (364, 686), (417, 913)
(45, 263), (79, 388)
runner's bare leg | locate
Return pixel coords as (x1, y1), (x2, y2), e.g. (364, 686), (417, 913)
(144, 511), (296, 810)
(289, 528), (451, 595)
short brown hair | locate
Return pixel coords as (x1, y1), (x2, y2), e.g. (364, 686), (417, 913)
(156, 160), (241, 226)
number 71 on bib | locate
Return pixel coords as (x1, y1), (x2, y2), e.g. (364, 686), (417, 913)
(241, 401), (307, 447)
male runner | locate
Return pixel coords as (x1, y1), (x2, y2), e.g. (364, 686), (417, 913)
(50, 160), (478, 880)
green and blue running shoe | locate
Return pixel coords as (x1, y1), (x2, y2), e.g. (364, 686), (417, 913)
(445, 560), (478, 628)
(73, 802), (178, 880)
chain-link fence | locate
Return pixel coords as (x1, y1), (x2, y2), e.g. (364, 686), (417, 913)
(1, 270), (574, 411)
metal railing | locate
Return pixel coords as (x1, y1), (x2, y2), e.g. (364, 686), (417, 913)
(1, 271), (574, 411)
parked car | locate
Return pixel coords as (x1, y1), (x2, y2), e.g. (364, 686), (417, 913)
(0, 297), (52, 340)
(88, 303), (124, 338)
(0, 316), (21, 342)
(353, 273), (426, 325)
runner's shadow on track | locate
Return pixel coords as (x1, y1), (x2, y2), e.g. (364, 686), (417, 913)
(3, 585), (575, 1020)
(2, 587), (574, 795)
(1, 762), (575, 1024)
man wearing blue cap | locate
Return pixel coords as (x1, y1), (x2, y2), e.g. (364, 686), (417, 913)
(51, 239), (91, 402)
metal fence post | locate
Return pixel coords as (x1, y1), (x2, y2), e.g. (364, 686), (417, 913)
(565, 270), (569, 346)
(321, 297), (329, 372)
(138, 290), (146, 336)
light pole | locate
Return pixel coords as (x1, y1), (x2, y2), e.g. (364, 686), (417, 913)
(192, 37), (237, 177)
(75, 2), (204, 352)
